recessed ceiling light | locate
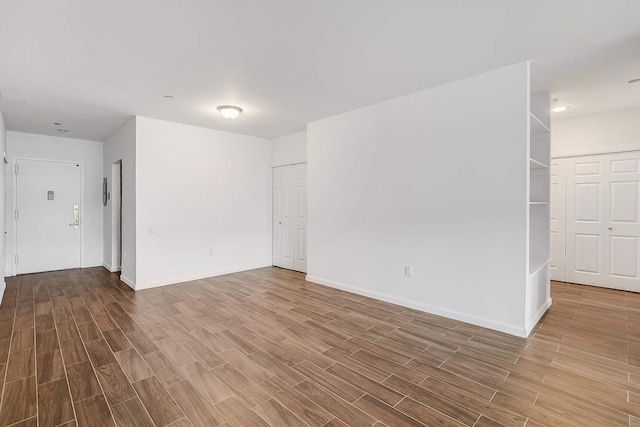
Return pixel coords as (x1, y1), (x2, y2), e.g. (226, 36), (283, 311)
(628, 78), (640, 84)
(164, 95), (174, 99)
(551, 106), (570, 113)
(54, 122), (62, 126)
(217, 105), (243, 119)
(57, 129), (69, 132)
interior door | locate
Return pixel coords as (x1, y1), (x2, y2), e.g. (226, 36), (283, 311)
(549, 159), (566, 281)
(294, 163), (307, 272)
(273, 164), (307, 272)
(15, 159), (82, 274)
(566, 153), (640, 291)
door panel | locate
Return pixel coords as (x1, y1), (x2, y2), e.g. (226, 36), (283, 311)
(294, 164), (307, 272)
(272, 168), (285, 268)
(273, 164), (307, 272)
(566, 152), (640, 291)
(549, 159), (566, 281)
(16, 159), (82, 274)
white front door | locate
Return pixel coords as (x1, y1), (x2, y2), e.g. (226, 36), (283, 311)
(549, 159), (566, 281)
(272, 164), (307, 272)
(566, 153), (640, 291)
(15, 159), (82, 274)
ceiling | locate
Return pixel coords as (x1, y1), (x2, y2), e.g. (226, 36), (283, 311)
(0, 0), (639, 141)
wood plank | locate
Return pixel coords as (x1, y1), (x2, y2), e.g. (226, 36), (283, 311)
(37, 378), (74, 427)
(111, 397), (155, 427)
(59, 338), (88, 365)
(103, 328), (132, 352)
(74, 394), (116, 427)
(133, 376), (185, 426)
(85, 338), (117, 367)
(0, 376), (37, 426)
(5, 348), (35, 382)
(95, 362), (137, 405)
(66, 360), (102, 402)
(167, 379), (224, 426)
(114, 348), (154, 383)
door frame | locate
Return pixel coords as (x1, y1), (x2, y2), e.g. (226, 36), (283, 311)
(552, 149), (640, 290)
(12, 157), (85, 276)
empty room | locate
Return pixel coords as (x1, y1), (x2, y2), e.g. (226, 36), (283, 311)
(0, 1), (639, 426)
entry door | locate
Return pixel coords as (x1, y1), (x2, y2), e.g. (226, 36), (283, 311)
(272, 164), (307, 272)
(15, 159), (82, 274)
(549, 159), (566, 281)
(566, 153), (640, 291)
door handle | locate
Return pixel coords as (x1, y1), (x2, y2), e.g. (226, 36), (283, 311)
(71, 205), (79, 230)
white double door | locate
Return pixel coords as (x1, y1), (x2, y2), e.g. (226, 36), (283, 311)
(272, 164), (307, 272)
(15, 159), (82, 274)
(551, 152), (640, 292)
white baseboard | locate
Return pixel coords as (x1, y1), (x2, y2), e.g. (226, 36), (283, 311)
(306, 275), (528, 338)
(525, 298), (552, 337)
(119, 275), (136, 290)
(134, 263), (272, 291)
(103, 262), (121, 273)
(0, 281), (5, 306)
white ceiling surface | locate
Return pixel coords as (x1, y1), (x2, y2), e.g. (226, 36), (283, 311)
(0, 1), (639, 141)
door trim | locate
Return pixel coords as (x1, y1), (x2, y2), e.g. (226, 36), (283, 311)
(12, 157), (85, 276)
(552, 149), (640, 160)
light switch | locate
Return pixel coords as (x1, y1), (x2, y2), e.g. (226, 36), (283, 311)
(47, 191), (54, 200)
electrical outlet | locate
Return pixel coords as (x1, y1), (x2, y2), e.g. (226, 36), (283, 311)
(149, 225), (155, 234)
(404, 265), (412, 277)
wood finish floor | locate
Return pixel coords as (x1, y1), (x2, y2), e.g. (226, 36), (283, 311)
(0, 267), (639, 426)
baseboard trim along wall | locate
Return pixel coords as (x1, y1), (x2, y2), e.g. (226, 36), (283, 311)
(306, 275), (530, 338)
(133, 263), (272, 291)
(119, 275), (136, 290)
(525, 298), (553, 336)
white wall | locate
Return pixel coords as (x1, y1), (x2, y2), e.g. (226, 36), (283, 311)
(5, 132), (103, 275)
(552, 107), (640, 157)
(103, 118), (136, 286)
(271, 131), (307, 166)
(307, 62), (529, 335)
(0, 112), (6, 303)
(134, 117), (272, 289)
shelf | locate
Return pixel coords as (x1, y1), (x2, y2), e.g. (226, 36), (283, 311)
(529, 257), (552, 276)
(530, 158), (549, 169)
(530, 113), (550, 136)
(529, 201), (548, 205)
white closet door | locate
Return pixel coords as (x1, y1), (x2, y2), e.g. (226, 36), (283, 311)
(273, 164), (307, 272)
(549, 159), (566, 281)
(294, 164), (307, 273)
(566, 153), (640, 291)
(272, 167), (285, 268)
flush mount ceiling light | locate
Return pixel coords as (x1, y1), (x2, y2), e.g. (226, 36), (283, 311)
(628, 78), (640, 84)
(217, 105), (243, 119)
(551, 106), (570, 113)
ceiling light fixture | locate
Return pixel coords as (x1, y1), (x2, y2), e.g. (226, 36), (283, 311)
(628, 78), (640, 84)
(54, 122), (62, 125)
(164, 95), (174, 99)
(551, 106), (570, 113)
(217, 105), (243, 119)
